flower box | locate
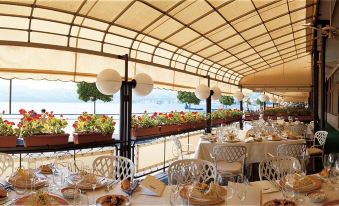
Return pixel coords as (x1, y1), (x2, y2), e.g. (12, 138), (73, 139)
(0, 136), (17, 148)
(23, 134), (69, 147)
(73, 133), (112, 144)
(160, 124), (180, 134)
(212, 119), (224, 126)
(178, 123), (192, 132)
(192, 121), (206, 129)
(132, 127), (160, 139)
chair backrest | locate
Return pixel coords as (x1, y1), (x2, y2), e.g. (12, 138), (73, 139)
(0, 153), (14, 178)
(291, 124), (307, 136)
(212, 145), (247, 162)
(93, 155), (135, 181)
(259, 156), (301, 183)
(277, 143), (307, 159)
(314, 131), (328, 146)
(172, 136), (184, 160)
(168, 159), (216, 185)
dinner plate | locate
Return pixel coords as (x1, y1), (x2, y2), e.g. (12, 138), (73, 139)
(179, 185), (226, 205)
(223, 139), (241, 143)
(263, 199), (296, 206)
(7, 176), (47, 189)
(279, 175), (322, 193)
(38, 165), (54, 174)
(66, 174), (107, 190)
(96, 195), (128, 206)
(15, 194), (69, 205)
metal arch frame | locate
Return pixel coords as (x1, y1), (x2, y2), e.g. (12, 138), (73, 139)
(67, 0), (87, 47)
(0, 0), (316, 86)
(27, 0), (37, 43)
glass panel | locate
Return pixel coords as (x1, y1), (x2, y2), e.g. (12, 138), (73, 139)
(197, 45), (223, 58)
(241, 24), (266, 39)
(255, 42), (275, 52)
(76, 38), (101, 51)
(273, 33), (293, 45)
(87, 0), (131, 22)
(37, 0), (84, 12)
(103, 44), (130, 55)
(235, 49), (256, 59)
(0, 4), (31, 16)
(82, 18), (108, 31)
(33, 8), (73, 23)
(0, 29), (28, 41)
(32, 19), (70, 35)
(228, 42), (251, 54)
(219, 1), (254, 21)
(209, 51), (230, 62)
(153, 56), (170, 66)
(232, 13), (261, 32)
(0, 16), (29, 29)
(248, 34), (271, 46)
(219, 35), (243, 49)
(191, 12), (225, 34)
(115, 1), (162, 31)
(219, 56), (237, 65)
(166, 28), (200, 46)
(277, 41), (295, 50)
(265, 15), (290, 31)
(174, 1), (212, 24)
(259, 1), (287, 21)
(290, 8), (306, 22)
(31, 32), (68, 46)
(270, 26), (293, 39)
(280, 47), (295, 55)
(148, 18), (183, 39)
(185, 37), (213, 53)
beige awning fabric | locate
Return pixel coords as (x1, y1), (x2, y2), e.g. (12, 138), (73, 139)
(0, 0), (316, 92)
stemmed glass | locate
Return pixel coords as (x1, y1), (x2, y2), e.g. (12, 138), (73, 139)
(169, 171), (180, 206)
(186, 164), (200, 206)
(236, 176), (248, 205)
(68, 160), (84, 202)
(27, 158), (36, 194)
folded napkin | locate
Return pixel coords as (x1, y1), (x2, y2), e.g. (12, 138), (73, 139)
(260, 180), (280, 194)
(244, 137), (254, 143)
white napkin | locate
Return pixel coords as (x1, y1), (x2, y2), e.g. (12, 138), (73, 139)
(260, 180), (280, 194)
(244, 137), (254, 143)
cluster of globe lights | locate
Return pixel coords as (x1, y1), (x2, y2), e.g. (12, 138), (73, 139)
(194, 84), (222, 100)
(95, 69), (154, 96)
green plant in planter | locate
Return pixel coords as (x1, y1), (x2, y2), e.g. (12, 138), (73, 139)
(132, 111), (160, 128)
(17, 109), (67, 137)
(219, 95), (235, 108)
(0, 118), (16, 136)
(177, 91), (200, 111)
(185, 112), (205, 123)
(73, 112), (116, 135)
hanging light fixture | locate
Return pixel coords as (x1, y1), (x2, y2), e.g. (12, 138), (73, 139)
(133, 73), (154, 96)
(210, 86), (221, 100)
(96, 69), (122, 95)
(259, 93), (269, 102)
(233, 91), (244, 101)
(195, 84), (211, 100)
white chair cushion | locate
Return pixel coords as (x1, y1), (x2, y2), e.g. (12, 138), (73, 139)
(216, 161), (242, 174)
(307, 147), (323, 155)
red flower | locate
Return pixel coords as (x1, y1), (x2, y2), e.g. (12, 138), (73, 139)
(18, 123), (22, 128)
(180, 111), (184, 115)
(4, 120), (8, 123)
(86, 116), (92, 121)
(72, 123), (77, 128)
(168, 113), (173, 118)
(153, 112), (158, 117)
(26, 117), (32, 122)
(101, 119), (106, 123)
(19, 109), (26, 115)
(10, 122), (15, 125)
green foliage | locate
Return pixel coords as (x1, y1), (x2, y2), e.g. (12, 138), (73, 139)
(256, 98), (264, 106)
(73, 112), (116, 135)
(211, 109), (242, 120)
(219, 95), (234, 107)
(77, 82), (113, 102)
(177, 91), (200, 106)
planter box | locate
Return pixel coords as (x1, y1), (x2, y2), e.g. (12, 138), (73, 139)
(295, 115), (313, 122)
(178, 123), (191, 132)
(73, 133), (112, 144)
(23, 134), (69, 147)
(212, 119), (224, 126)
(192, 121), (206, 129)
(132, 127), (160, 139)
(160, 125), (180, 134)
(0, 136), (17, 148)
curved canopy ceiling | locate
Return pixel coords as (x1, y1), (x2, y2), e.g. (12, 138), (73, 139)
(0, 0), (315, 91)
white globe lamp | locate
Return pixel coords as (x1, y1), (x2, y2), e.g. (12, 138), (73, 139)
(133, 73), (154, 96)
(211, 86), (221, 100)
(195, 84), (210, 100)
(96, 69), (122, 95)
(259, 93), (269, 102)
(233, 91), (244, 101)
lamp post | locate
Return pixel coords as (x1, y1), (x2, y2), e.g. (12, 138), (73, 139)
(96, 54), (153, 159)
(233, 90), (244, 129)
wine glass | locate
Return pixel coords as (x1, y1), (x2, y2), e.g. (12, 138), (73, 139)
(329, 153), (337, 168)
(186, 164), (200, 206)
(281, 184), (295, 200)
(236, 176), (248, 205)
(27, 158), (36, 194)
(169, 171), (180, 206)
(68, 160), (84, 202)
(14, 178), (27, 196)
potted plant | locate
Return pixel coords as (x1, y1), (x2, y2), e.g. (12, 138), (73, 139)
(184, 112), (206, 129)
(72, 112), (115, 144)
(0, 118), (17, 147)
(17, 109), (69, 147)
(131, 111), (160, 139)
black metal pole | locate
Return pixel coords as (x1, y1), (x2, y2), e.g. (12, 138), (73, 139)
(206, 76), (211, 133)
(9, 79), (12, 114)
(312, 2), (320, 133)
(320, 36), (326, 130)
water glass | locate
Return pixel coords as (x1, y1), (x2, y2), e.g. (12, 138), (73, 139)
(169, 171), (180, 206)
(324, 154), (331, 171)
(236, 176), (248, 205)
(282, 185), (295, 200)
(14, 178), (27, 196)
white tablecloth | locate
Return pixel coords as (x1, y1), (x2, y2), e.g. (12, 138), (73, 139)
(3, 177), (337, 206)
(195, 131), (305, 164)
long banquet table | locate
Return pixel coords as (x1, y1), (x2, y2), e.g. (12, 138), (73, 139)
(3, 176), (337, 206)
(194, 130), (306, 164)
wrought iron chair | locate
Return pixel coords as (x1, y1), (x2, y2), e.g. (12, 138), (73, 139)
(93, 155), (135, 181)
(168, 159), (216, 185)
(277, 143), (308, 173)
(307, 131), (328, 169)
(0, 153), (14, 178)
(291, 124), (307, 138)
(210, 145), (247, 178)
(171, 135), (192, 160)
(259, 156), (301, 188)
